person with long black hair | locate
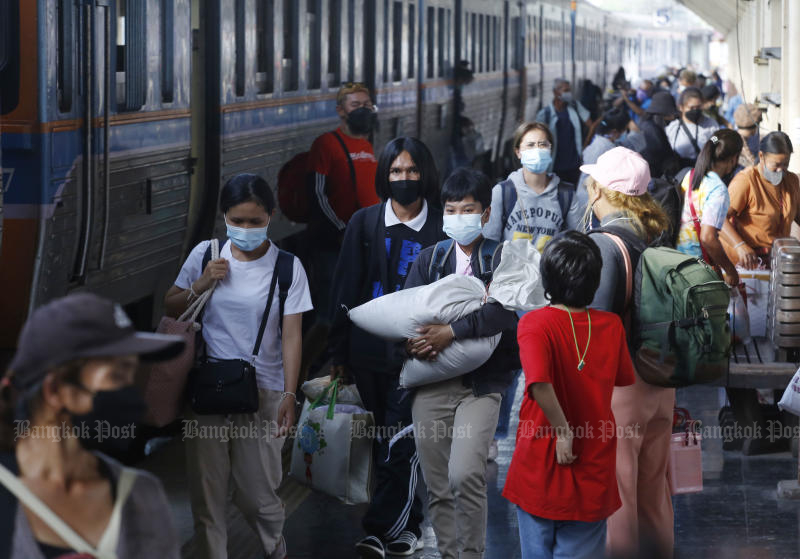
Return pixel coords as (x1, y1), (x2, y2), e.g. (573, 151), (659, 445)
(164, 173), (313, 559)
(328, 137), (446, 559)
(637, 91), (682, 179)
(675, 128), (742, 287)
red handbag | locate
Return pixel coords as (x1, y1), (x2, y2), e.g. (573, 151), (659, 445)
(668, 407), (703, 495)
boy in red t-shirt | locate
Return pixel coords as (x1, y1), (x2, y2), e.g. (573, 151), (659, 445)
(503, 231), (635, 559)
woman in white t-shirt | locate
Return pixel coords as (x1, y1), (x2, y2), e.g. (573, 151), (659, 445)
(164, 174), (312, 559)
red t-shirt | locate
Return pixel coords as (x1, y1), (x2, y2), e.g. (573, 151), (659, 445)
(503, 306), (636, 522)
(308, 127), (379, 225)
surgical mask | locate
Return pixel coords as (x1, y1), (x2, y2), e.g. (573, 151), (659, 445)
(226, 219), (269, 251)
(346, 107), (377, 135)
(520, 148), (552, 174)
(68, 385), (146, 456)
(636, 88), (650, 103)
(559, 91), (574, 104)
(443, 213), (485, 245)
(685, 108), (703, 124)
(389, 180), (422, 206)
(762, 165), (784, 186)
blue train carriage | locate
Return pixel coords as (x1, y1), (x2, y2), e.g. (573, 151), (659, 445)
(0, 0), (193, 351)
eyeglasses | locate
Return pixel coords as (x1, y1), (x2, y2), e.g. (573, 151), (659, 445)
(524, 141), (552, 149)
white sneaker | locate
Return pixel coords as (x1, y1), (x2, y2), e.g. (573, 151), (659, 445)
(487, 440), (499, 462)
(386, 531), (423, 556)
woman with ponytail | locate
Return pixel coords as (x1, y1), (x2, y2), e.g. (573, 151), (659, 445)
(581, 147), (675, 558)
(675, 128), (742, 286)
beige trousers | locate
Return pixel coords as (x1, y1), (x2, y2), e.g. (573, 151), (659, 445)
(606, 373), (675, 558)
(412, 377), (501, 559)
(184, 389), (285, 559)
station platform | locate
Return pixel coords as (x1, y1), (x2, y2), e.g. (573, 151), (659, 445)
(139, 382), (800, 559)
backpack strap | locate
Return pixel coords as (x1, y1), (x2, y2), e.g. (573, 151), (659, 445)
(428, 239), (455, 282)
(276, 250), (295, 326)
(602, 233), (633, 314)
(331, 131), (359, 203)
(500, 179), (518, 229)
(557, 181), (576, 227)
(477, 238), (501, 285)
(678, 120), (702, 157)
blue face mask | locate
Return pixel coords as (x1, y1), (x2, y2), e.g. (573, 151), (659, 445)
(225, 219), (269, 251)
(443, 213), (485, 245)
(520, 148), (552, 174)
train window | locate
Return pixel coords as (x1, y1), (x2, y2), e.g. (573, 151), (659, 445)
(0, 0), (19, 115)
(437, 8), (445, 78)
(532, 16), (537, 63)
(283, 0), (299, 91)
(56, 0), (75, 112)
(257, 0), (275, 94)
(493, 16), (498, 71)
(470, 13), (476, 72)
(445, 9), (451, 73)
(161, 0), (174, 102)
(407, 3), (415, 79)
(307, 0), (321, 89)
(347, 0), (355, 81)
(116, 0), (146, 111)
(392, 1), (402, 81)
(234, 0), (245, 96)
(328, 0), (341, 85)
(510, 16), (520, 70)
(426, 6), (434, 79)
(478, 14), (483, 73)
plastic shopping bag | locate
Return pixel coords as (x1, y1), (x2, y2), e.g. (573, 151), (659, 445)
(290, 379), (374, 504)
(778, 367), (800, 416)
(487, 239), (548, 311)
(729, 284), (752, 344)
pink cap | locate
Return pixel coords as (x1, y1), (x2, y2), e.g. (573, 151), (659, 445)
(579, 146), (651, 196)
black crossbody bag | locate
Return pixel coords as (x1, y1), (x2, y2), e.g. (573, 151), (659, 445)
(190, 250), (293, 415)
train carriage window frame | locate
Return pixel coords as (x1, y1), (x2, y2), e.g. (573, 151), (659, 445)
(470, 13), (476, 73)
(328, 0), (342, 86)
(56, 0), (76, 113)
(257, 0), (275, 94)
(161, 0), (175, 103)
(307, 0), (322, 90)
(116, 0), (147, 112)
(283, 0), (299, 91)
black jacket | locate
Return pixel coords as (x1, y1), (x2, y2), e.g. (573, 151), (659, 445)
(328, 202), (446, 373)
(403, 239), (519, 396)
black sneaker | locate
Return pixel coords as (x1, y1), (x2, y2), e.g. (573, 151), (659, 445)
(356, 535), (385, 559)
(386, 531), (423, 556)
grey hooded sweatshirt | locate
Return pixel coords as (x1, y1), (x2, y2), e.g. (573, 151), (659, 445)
(483, 169), (583, 249)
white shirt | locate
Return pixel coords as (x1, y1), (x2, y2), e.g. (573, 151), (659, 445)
(665, 117), (718, 160)
(384, 199), (429, 231)
(455, 242), (473, 276)
(175, 240), (313, 391)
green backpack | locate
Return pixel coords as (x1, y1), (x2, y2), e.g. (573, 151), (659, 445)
(598, 227), (731, 387)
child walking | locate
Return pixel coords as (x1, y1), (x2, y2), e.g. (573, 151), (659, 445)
(503, 231), (636, 559)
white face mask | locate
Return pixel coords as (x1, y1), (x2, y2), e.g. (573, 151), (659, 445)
(442, 212), (485, 245)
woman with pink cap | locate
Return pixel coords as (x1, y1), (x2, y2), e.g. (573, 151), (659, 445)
(580, 147), (675, 558)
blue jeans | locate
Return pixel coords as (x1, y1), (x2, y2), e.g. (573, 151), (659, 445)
(516, 507), (606, 559)
(494, 370), (521, 440)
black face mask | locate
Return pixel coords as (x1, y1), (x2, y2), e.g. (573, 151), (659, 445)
(685, 108), (703, 124)
(69, 385), (146, 456)
(346, 107), (377, 135)
(389, 180), (422, 206)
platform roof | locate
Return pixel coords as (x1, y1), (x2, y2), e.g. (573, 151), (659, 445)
(676, 0), (747, 34)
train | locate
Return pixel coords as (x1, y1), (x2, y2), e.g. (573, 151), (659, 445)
(0, 0), (690, 358)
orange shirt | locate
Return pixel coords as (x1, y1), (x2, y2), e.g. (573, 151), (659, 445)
(723, 166), (800, 260)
